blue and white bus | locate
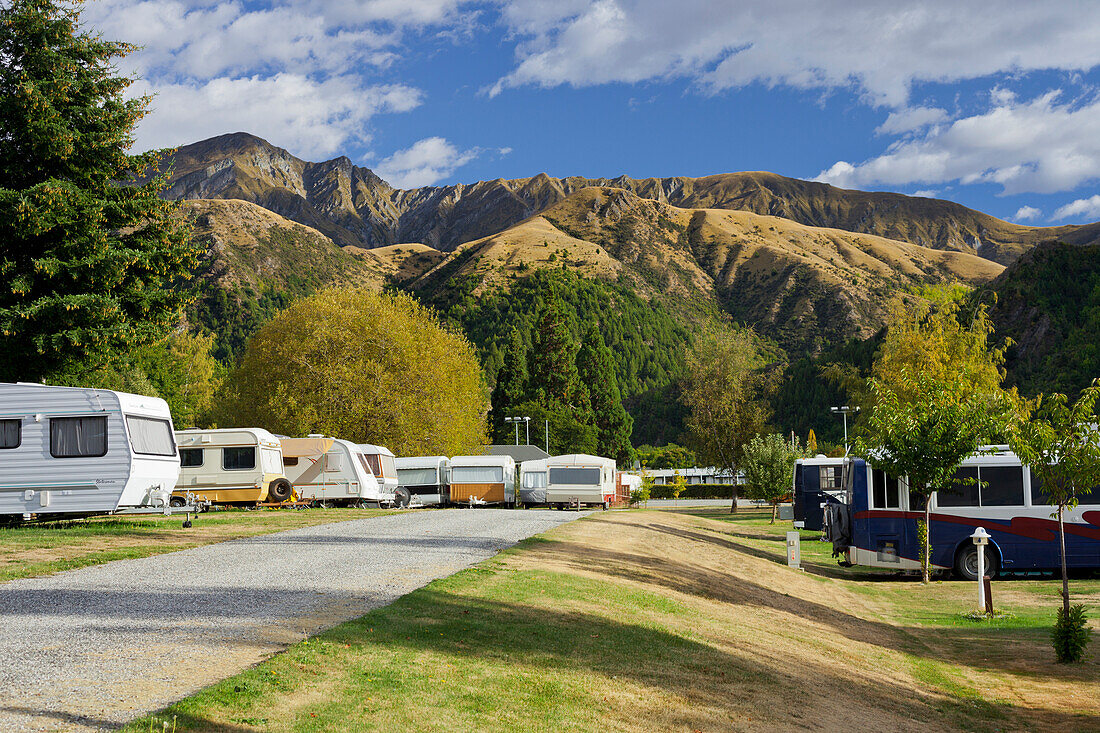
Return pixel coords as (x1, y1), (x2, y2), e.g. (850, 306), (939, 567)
(793, 455), (847, 532)
(825, 448), (1100, 579)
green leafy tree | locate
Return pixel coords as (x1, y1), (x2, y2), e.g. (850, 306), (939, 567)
(857, 368), (1004, 583)
(636, 443), (696, 469)
(0, 0), (197, 381)
(741, 433), (800, 523)
(1006, 381), (1100, 661)
(682, 328), (777, 512)
(631, 469), (654, 507)
(577, 322), (634, 463)
(218, 287), (487, 456)
(670, 470), (688, 500)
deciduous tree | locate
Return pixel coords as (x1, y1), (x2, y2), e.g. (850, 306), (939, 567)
(218, 288), (487, 456)
(741, 433), (800, 523)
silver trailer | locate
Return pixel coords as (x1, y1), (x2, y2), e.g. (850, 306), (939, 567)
(518, 458), (549, 506)
(395, 455), (449, 507)
(0, 383), (180, 519)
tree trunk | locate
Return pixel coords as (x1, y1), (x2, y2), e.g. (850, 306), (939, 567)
(770, 502), (777, 524)
(1059, 503), (1070, 616)
(923, 493), (932, 584)
(730, 484), (738, 514)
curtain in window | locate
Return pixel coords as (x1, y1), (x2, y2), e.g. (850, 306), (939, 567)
(398, 468), (438, 486)
(51, 417), (108, 457)
(549, 467), (601, 486)
(126, 416), (176, 456)
(452, 466), (504, 483)
(0, 419), (19, 449)
(522, 471), (548, 489)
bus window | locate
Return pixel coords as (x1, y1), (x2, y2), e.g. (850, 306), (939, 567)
(980, 466), (1025, 506)
(1030, 470), (1053, 505)
(820, 466), (842, 490)
(871, 470), (901, 509)
(938, 467), (979, 507)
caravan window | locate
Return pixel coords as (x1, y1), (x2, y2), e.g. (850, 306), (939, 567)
(979, 466), (1024, 506)
(50, 416), (108, 458)
(223, 447), (256, 471)
(381, 454), (397, 479)
(398, 467), (438, 486)
(938, 467), (980, 507)
(452, 465), (504, 483)
(549, 467), (601, 485)
(0, 419), (20, 449)
(125, 416), (176, 456)
(364, 454), (382, 477)
(819, 465), (843, 490)
(180, 449), (203, 468)
(523, 471), (548, 489)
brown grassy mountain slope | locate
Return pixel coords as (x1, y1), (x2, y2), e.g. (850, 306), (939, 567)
(412, 187), (1004, 354)
(162, 133), (1100, 262)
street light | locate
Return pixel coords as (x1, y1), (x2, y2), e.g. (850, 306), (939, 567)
(830, 405), (860, 455)
(970, 526), (991, 613)
(504, 416), (530, 446)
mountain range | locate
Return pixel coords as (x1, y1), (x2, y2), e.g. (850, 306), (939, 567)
(160, 132), (1099, 441)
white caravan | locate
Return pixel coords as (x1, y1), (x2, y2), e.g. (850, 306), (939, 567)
(0, 383), (179, 519)
(449, 454), (515, 506)
(281, 436), (388, 506)
(518, 458), (549, 506)
(358, 443), (399, 498)
(546, 454), (617, 509)
(174, 428), (291, 505)
(395, 456), (449, 507)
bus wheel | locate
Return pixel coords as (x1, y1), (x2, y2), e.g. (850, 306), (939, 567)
(267, 479), (293, 503)
(955, 544), (1000, 581)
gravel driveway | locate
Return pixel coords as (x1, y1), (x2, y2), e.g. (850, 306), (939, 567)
(0, 508), (588, 732)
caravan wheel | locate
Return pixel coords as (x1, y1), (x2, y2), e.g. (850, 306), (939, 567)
(267, 479), (293, 503)
(169, 496), (186, 508)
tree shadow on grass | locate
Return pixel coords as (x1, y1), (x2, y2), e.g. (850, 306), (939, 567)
(521, 529), (1100, 685)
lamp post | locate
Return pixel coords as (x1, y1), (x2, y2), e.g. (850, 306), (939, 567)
(830, 405), (860, 455)
(504, 416), (531, 446)
(970, 527), (990, 613)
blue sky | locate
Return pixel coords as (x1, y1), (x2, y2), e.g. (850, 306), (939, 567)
(85, 0), (1100, 225)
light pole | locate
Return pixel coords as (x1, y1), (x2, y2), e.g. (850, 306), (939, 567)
(545, 419), (550, 454)
(504, 416), (531, 446)
(830, 405), (860, 455)
(970, 527), (991, 613)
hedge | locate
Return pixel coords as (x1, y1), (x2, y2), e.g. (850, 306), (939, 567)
(648, 483), (742, 500)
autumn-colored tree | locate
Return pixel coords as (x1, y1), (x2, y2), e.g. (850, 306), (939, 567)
(806, 429), (818, 455)
(218, 288), (487, 456)
(682, 328), (777, 512)
(1007, 381), (1100, 662)
(670, 470), (688, 500)
(0, 0), (197, 381)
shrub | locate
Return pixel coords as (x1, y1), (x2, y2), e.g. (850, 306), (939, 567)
(1052, 604), (1092, 663)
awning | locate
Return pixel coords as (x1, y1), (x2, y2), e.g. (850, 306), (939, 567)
(279, 437), (336, 458)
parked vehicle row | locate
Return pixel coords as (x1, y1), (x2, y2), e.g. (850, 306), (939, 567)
(0, 383), (626, 521)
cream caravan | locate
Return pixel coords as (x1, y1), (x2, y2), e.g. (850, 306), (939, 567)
(449, 455), (515, 506)
(281, 436), (389, 506)
(546, 454), (617, 509)
(358, 443), (398, 497)
(0, 383), (180, 519)
(174, 428), (291, 505)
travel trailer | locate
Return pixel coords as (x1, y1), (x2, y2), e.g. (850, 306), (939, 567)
(792, 455), (847, 531)
(395, 455), (449, 507)
(358, 443), (399, 498)
(449, 454), (516, 506)
(0, 383), (180, 519)
(174, 428), (291, 505)
(281, 436), (389, 506)
(518, 458), (548, 507)
(545, 454), (617, 509)
(825, 447), (1100, 580)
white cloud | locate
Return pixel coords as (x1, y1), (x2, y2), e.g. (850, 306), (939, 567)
(1013, 205), (1043, 221)
(491, 1), (1100, 106)
(375, 137), (480, 188)
(1052, 195), (1100, 221)
(876, 107), (949, 136)
(911, 189), (939, 198)
(136, 76), (422, 159)
(815, 91), (1100, 195)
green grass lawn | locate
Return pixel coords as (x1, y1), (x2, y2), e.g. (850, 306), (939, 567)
(0, 507), (390, 583)
(125, 509), (1100, 733)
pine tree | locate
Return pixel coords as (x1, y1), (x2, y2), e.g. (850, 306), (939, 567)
(528, 292), (585, 409)
(489, 326), (530, 441)
(577, 322), (634, 463)
(0, 0), (197, 381)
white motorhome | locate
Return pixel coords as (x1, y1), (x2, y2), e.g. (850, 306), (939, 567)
(174, 428), (291, 505)
(358, 443), (398, 498)
(281, 436), (388, 506)
(518, 458), (549, 507)
(449, 454), (515, 506)
(546, 454), (617, 509)
(395, 455), (449, 507)
(0, 383), (180, 519)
